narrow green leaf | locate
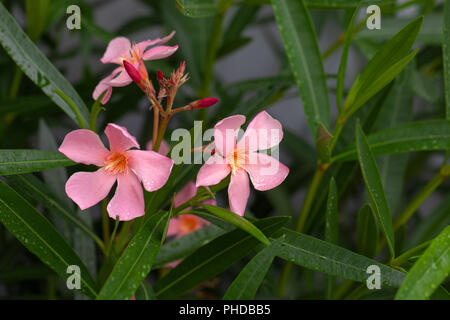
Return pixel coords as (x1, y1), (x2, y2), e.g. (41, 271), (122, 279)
(272, 0), (330, 136)
(443, 0), (450, 120)
(223, 236), (283, 300)
(0, 149), (74, 176)
(336, 0), (362, 111)
(238, 0), (391, 8)
(316, 123), (333, 165)
(325, 177), (338, 299)
(135, 280), (157, 300)
(395, 226), (450, 300)
(154, 216), (289, 299)
(176, 0), (218, 18)
(25, 0), (49, 41)
(0, 180), (98, 298)
(276, 228), (405, 287)
(97, 211), (170, 300)
(0, 3), (90, 127)
(356, 123), (395, 257)
(356, 204), (379, 258)
(6, 174), (103, 250)
(344, 17), (423, 117)
(200, 204), (270, 245)
(153, 224), (226, 269)
(333, 120), (450, 162)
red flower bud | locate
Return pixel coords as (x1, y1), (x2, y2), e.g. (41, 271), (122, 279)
(197, 97), (219, 108)
(157, 70), (164, 82)
(123, 60), (142, 84)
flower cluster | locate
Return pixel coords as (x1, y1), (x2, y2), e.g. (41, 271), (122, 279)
(59, 32), (289, 225)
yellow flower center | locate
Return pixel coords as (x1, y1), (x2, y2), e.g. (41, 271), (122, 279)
(104, 152), (128, 175)
(227, 148), (247, 175)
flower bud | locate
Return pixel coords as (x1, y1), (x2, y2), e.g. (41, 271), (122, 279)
(157, 70), (164, 82)
(123, 60), (142, 84)
(197, 97), (219, 108)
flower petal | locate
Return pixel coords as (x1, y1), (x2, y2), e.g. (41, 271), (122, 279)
(100, 37), (131, 64)
(143, 45), (179, 61)
(136, 31), (176, 52)
(237, 110), (283, 152)
(59, 129), (109, 166)
(127, 150), (174, 192)
(105, 123), (140, 153)
(228, 170), (250, 216)
(196, 154), (231, 187)
(174, 182), (197, 208)
(65, 169), (116, 210)
(243, 152), (289, 191)
(104, 69), (133, 87)
(146, 139), (170, 156)
(107, 172), (145, 221)
(167, 219), (180, 237)
(214, 115), (246, 157)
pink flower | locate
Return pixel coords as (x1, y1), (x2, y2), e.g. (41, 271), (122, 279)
(59, 124), (174, 221)
(93, 31), (178, 104)
(195, 111), (289, 216)
(167, 182), (214, 238)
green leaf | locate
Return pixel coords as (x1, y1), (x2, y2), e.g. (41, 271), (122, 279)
(223, 236), (283, 300)
(153, 224), (226, 269)
(272, 0), (330, 136)
(154, 216), (289, 299)
(25, 0), (49, 41)
(200, 204), (270, 245)
(0, 180), (98, 298)
(0, 3), (90, 127)
(336, 1), (362, 111)
(395, 226), (450, 300)
(238, 0), (391, 8)
(276, 228), (405, 287)
(356, 204), (379, 258)
(333, 120), (450, 162)
(356, 123), (395, 258)
(325, 177), (338, 299)
(0, 149), (75, 176)
(444, 0), (450, 120)
(97, 211), (170, 300)
(176, 0), (218, 18)
(376, 64), (413, 214)
(6, 174), (103, 251)
(343, 17), (422, 117)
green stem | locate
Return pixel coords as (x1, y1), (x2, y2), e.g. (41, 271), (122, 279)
(295, 166), (326, 232)
(8, 67), (23, 100)
(197, 1), (230, 121)
(393, 169), (447, 230)
(105, 218), (120, 257)
(102, 199), (110, 248)
(390, 240), (432, 267)
(114, 221), (132, 254)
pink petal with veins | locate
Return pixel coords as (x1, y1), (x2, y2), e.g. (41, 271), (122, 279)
(100, 37), (131, 64)
(143, 45), (179, 61)
(107, 172), (145, 221)
(127, 150), (174, 192)
(244, 152), (289, 191)
(196, 154), (231, 187)
(65, 168), (116, 210)
(237, 110), (283, 152)
(228, 169), (250, 216)
(105, 123), (140, 153)
(59, 129), (109, 166)
(213, 115), (246, 157)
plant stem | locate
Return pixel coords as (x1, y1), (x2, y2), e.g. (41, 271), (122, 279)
(393, 168), (447, 230)
(8, 67), (22, 100)
(390, 240), (432, 267)
(102, 198), (110, 247)
(197, 1), (230, 121)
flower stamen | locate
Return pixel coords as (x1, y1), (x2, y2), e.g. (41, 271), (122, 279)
(104, 152), (129, 175)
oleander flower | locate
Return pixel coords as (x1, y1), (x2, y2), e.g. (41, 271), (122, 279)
(167, 181), (214, 239)
(146, 139), (170, 156)
(93, 31), (178, 104)
(59, 123), (174, 221)
(196, 111), (289, 216)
